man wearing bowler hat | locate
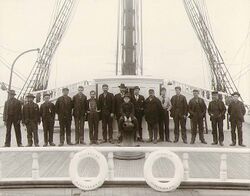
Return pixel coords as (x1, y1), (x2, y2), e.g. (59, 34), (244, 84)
(228, 92), (246, 147)
(55, 87), (73, 146)
(114, 83), (127, 142)
(131, 86), (145, 141)
(208, 91), (226, 146)
(22, 93), (40, 147)
(3, 90), (23, 147)
(188, 89), (207, 144)
(40, 93), (56, 146)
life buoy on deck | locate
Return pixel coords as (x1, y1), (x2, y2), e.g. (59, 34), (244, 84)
(144, 150), (184, 192)
(69, 148), (108, 191)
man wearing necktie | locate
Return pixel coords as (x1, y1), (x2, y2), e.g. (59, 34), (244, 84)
(158, 87), (172, 142)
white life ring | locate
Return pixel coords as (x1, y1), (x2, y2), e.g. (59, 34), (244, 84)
(69, 148), (108, 191)
(144, 150), (184, 192)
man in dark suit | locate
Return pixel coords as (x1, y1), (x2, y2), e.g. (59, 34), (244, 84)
(55, 87), (73, 146)
(99, 84), (114, 143)
(114, 83), (126, 142)
(144, 89), (162, 144)
(72, 86), (87, 145)
(158, 87), (172, 142)
(87, 90), (100, 145)
(3, 90), (23, 147)
(131, 86), (145, 141)
(228, 92), (246, 147)
(188, 89), (207, 144)
(208, 91), (226, 146)
(22, 93), (40, 147)
(40, 93), (56, 146)
(170, 86), (188, 144)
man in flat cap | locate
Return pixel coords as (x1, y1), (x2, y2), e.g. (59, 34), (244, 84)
(144, 89), (162, 144)
(208, 91), (226, 146)
(22, 93), (40, 147)
(99, 84), (115, 143)
(228, 92), (246, 147)
(114, 83), (127, 142)
(170, 86), (188, 143)
(55, 87), (73, 146)
(3, 90), (23, 147)
(188, 89), (207, 144)
(158, 87), (172, 142)
(131, 86), (145, 141)
(40, 93), (56, 146)
(72, 86), (87, 145)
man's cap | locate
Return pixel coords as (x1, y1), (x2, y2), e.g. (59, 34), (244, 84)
(193, 89), (199, 93)
(26, 93), (35, 98)
(8, 90), (16, 95)
(124, 93), (131, 98)
(231, 92), (240, 96)
(134, 86), (140, 90)
(102, 84), (108, 88)
(212, 91), (218, 95)
(149, 89), (155, 92)
(175, 86), (181, 90)
(118, 83), (126, 88)
(43, 93), (50, 97)
(161, 87), (166, 91)
(78, 86), (84, 89)
(62, 87), (69, 91)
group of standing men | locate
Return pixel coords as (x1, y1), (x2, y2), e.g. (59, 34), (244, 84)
(2, 83), (247, 147)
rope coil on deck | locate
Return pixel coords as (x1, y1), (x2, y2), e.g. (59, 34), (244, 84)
(69, 148), (108, 191)
(143, 150), (184, 192)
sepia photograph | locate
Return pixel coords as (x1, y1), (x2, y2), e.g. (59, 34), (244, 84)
(0, 0), (249, 195)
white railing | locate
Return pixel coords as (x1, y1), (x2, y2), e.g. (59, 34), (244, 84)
(0, 147), (249, 186)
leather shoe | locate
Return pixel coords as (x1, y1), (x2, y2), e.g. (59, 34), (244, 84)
(58, 143), (64, 146)
(50, 143), (56, 146)
(230, 143), (236, 146)
(239, 144), (246, 147)
(211, 142), (218, 145)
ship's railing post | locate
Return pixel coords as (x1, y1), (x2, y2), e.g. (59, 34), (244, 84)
(32, 152), (39, 180)
(220, 153), (227, 181)
(108, 152), (114, 180)
(183, 152), (189, 180)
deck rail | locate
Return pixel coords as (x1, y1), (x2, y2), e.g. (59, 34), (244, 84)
(0, 146), (249, 190)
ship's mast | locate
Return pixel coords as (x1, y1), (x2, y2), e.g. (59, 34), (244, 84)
(116, 0), (143, 76)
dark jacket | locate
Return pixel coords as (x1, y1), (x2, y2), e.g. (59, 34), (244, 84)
(55, 95), (73, 121)
(72, 93), (87, 117)
(114, 93), (124, 118)
(188, 97), (207, 120)
(208, 100), (226, 121)
(121, 102), (135, 117)
(22, 102), (40, 124)
(3, 97), (22, 122)
(131, 94), (145, 116)
(228, 100), (246, 122)
(170, 94), (188, 118)
(144, 96), (162, 124)
(40, 101), (56, 122)
(98, 92), (114, 114)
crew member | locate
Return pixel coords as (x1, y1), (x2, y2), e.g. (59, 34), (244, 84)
(40, 93), (56, 146)
(87, 90), (100, 144)
(3, 90), (22, 147)
(228, 92), (246, 147)
(158, 87), (172, 142)
(72, 86), (87, 145)
(22, 93), (40, 147)
(131, 86), (145, 141)
(55, 87), (73, 146)
(208, 91), (226, 146)
(170, 86), (188, 143)
(188, 89), (207, 144)
(144, 89), (162, 144)
(114, 83), (126, 142)
(99, 84), (114, 143)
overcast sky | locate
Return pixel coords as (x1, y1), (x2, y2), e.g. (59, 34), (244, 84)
(0, 0), (249, 103)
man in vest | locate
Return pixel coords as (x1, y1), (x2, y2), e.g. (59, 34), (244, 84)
(40, 93), (56, 146)
(208, 91), (226, 146)
(228, 92), (246, 147)
(3, 90), (23, 147)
